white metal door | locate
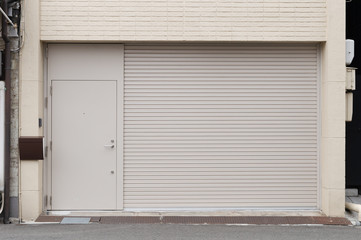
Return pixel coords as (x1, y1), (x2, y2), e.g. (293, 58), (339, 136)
(52, 80), (117, 210)
(48, 44), (124, 210)
(124, 44), (319, 209)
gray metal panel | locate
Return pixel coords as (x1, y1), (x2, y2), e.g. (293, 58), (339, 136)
(48, 44), (125, 210)
(61, 217), (91, 224)
(123, 44), (319, 209)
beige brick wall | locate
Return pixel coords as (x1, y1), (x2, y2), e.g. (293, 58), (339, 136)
(40, 0), (326, 41)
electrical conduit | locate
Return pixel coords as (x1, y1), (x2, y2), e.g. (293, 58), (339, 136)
(0, 82), (5, 214)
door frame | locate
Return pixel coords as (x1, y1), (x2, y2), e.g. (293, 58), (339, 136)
(44, 44), (125, 210)
(43, 43), (321, 211)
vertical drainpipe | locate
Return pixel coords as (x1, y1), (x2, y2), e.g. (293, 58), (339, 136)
(1, 0), (11, 224)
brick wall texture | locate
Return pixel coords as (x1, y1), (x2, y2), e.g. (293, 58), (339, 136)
(40, 0), (326, 41)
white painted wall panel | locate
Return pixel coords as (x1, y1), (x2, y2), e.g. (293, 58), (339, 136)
(40, 0), (326, 41)
(123, 44), (319, 209)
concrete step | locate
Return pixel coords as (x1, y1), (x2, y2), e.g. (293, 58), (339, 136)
(346, 189), (359, 197)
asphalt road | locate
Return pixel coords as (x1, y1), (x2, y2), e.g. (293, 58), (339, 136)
(0, 224), (361, 240)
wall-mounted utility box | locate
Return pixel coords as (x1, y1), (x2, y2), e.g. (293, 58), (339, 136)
(346, 39), (355, 66)
(346, 67), (357, 90)
(19, 137), (44, 160)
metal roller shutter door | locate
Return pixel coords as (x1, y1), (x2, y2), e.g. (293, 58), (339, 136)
(124, 44), (319, 209)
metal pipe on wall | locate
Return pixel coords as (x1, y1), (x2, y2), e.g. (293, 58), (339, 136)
(1, 0), (11, 224)
(0, 81), (5, 193)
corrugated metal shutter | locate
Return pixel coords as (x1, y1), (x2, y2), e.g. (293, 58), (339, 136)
(124, 44), (319, 209)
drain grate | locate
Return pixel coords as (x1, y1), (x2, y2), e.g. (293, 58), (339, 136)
(100, 216), (160, 224)
(98, 216), (351, 225)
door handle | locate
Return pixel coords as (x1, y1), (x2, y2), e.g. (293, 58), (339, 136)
(104, 144), (115, 149)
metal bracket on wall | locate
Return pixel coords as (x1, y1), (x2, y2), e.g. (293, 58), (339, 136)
(44, 146), (48, 158)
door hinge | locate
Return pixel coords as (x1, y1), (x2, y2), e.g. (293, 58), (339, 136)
(44, 195), (48, 207)
(44, 146), (48, 158)
(45, 47), (48, 59)
(45, 97), (48, 108)
(49, 196), (52, 206)
(50, 141), (52, 151)
(50, 86), (52, 96)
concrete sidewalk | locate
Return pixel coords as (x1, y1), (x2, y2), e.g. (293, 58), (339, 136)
(346, 195), (361, 205)
(0, 224), (360, 240)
